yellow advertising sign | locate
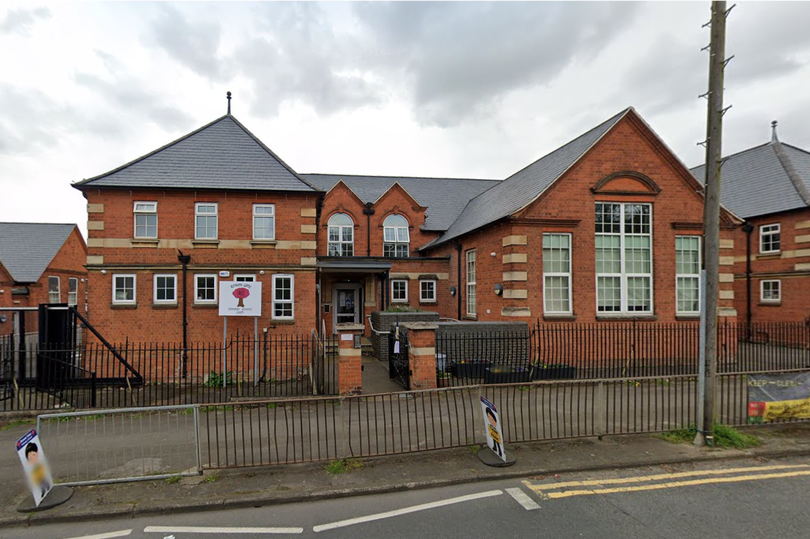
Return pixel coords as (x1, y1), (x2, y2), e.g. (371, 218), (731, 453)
(748, 373), (810, 424)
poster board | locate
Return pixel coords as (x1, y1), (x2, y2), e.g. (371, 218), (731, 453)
(480, 396), (506, 462)
(218, 281), (262, 317)
(16, 429), (53, 507)
(748, 372), (810, 423)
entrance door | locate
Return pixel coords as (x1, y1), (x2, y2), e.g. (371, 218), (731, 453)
(333, 284), (362, 329)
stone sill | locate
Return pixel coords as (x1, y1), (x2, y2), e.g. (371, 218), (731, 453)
(462, 315), (478, 321)
(191, 239), (220, 247)
(543, 314), (577, 321)
(110, 303), (137, 310)
(270, 319), (296, 325)
(192, 303), (218, 309)
(250, 240), (277, 248)
(152, 303), (178, 309)
(758, 301), (782, 307)
(596, 315), (658, 322)
(419, 301), (439, 305)
(756, 252), (781, 260)
(675, 314), (701, 321)
(131, 239), (159, 246)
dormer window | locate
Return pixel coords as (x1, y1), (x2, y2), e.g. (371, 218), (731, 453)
(383, 214), (409, 257)
(328, 213), (354, 257)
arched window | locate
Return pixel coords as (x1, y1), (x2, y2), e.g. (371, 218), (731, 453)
(383, 214), (409, 257)
(328, 213), (354, 257)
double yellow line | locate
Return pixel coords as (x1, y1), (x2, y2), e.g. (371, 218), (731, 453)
(524, 463), (810, 499)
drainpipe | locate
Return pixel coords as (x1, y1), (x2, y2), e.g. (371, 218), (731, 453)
(177, 250), (191, 378)
(742, 222), (754, 337)
(363, 202), (375, 256)
(455, 240), (462, 320)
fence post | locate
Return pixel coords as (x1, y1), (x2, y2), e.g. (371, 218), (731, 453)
(91, 372), (97, 408)
(598, 381), (606, 438)
(193, 405), (203, 474)
(404, 322), (438, 390)
(335, 323), (364, 395)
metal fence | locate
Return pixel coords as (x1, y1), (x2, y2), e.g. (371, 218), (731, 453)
(37, 405), (201, 485)
(2, 333), (339, 411)
(527, 320), (810, 380)
(35, 368), (810, 485)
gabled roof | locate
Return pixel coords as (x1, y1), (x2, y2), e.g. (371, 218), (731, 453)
(73, 115), (318, 193)
(302, 174), (499, 231)
(0, 223), (77, 283)
(427, 108), (631, 247)
(691, 140), (810, 219)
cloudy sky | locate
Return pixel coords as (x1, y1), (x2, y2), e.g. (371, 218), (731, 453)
(2, 1), (809, 238)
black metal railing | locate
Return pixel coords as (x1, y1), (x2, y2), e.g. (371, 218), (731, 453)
(436, 330), (533, 386)
(1, 333), (339, 411)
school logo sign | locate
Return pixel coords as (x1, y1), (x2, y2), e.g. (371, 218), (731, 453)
(218, 281), (262, 317)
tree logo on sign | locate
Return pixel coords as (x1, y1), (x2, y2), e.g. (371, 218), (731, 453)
(233, 287), (250, 307)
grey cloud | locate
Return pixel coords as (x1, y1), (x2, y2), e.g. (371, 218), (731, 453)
(233, 3), (381, 117)
(145, 4), (231, 80)
(0, 6), (50, 36)
(73, 72), (195, 132)
(352, 2), (642, 127)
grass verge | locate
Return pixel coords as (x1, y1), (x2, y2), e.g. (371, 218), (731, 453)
(660, 423), (761, 449)
(325, 458), (363, 475)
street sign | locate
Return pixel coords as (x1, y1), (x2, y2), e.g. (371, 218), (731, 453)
(218, 281), (262, 317)
(16, 429), (53, 507)
(480, 396), (506, 462)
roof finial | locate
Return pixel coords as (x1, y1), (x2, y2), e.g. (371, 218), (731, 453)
(771, 120), (779, 143)
(227, 91), (232, 116)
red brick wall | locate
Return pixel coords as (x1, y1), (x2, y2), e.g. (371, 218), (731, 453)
(425, 113), (739, 324)
(82, 188), (319, 343)
(732, 208), (810, 323)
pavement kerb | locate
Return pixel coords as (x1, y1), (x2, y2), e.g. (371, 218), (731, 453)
(6, 441), (810, 528)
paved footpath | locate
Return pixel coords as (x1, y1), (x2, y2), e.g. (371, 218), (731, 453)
(0, 420), (808, 529)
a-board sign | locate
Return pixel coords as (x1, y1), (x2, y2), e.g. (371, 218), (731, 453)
(748, 372), (810, 423)
(16, 430), (53, 507)
(480, 396), (506, 462)
(218, 281), (262, 317)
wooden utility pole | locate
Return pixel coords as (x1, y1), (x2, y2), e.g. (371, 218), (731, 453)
(696, 1), (730, 447)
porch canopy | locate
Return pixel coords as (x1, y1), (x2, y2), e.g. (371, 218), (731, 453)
(317, 258), (392, 273)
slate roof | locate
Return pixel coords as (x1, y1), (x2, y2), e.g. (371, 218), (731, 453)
(427, 108), (631, 248)
(302, 174), (499, 231)
(691, 141), (810, 219)
(0, 223), (77, 283)
(73, 115), (318, 193)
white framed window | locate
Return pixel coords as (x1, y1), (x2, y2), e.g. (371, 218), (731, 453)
(272, 274), (294, 319)
(328, 213), (354, 257)
(543, 233), (572, 314)
(195, 203), (218, 239)
(419, 280), (436, 302)
(68, 277), (78, 306)
(595, 202), (653, 314)
(466, 249), (476, 315)
(234, 274), (255, 282)
(133, 201), (157, 239)
(112, 274), (136, 304)
(383, 214), (410, 257)
(194, 274), (217, 303)
(391, 279), (408, 302)
(761, 280), (781, 303)
(153, 274), (177, 304)
(253, 204), (275, 240)
(48, 276), (60, 303)
(675, 236), (701, 314)
(760, 223), (780, 253)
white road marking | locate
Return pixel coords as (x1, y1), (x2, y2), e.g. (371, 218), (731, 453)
(143, 526), (303, 534)
(313, 490), (503, 532)
(506, 487), (541, 510)
(63, 531), (132, 539)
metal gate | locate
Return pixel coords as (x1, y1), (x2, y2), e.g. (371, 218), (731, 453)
(388, 327), (409, 390)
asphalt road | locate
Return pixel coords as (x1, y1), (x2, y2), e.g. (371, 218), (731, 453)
(3, 455), (810, 539)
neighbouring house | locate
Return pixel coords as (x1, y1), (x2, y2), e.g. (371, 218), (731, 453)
(691, 122), (810, 324)
(0, 223), (88, 334)
(72, 115), (322, 343)
(75, 106), (742, 344)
